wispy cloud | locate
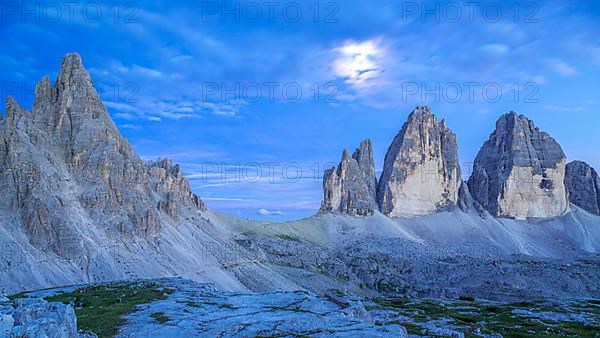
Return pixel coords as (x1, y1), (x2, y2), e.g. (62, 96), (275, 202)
(543, 105), (584, 112)
(105, 99), (241, 121)
(545, 58), (578, 76)
(118, 123), (141, 130)
(480, 44), (509, 56)
(257, 208), (284, 216)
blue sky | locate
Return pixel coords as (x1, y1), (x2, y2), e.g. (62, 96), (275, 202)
(1, 0), (599, 221)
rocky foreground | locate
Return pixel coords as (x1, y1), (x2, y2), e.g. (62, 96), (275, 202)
(3, 278), (599, 337)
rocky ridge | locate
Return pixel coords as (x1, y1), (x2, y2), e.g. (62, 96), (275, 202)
(320, 108), (599, 222)
(147, 158), (206, 219)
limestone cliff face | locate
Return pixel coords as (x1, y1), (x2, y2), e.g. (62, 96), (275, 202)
(565, 161), (600, 215)
(468, 112), (568, 220)
(0, 53), (205, 258)
(377, 106), (463, 216)
(320, 140), (378, 216)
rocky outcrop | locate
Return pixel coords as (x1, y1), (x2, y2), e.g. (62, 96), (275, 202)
(565, 161), (600, 215)
(468, 112), (568, 220)
(320, 140), (378, 215)
(0, 53), (205, 258)
(0, 298), (78, 338)
(377, 106), (463, 216)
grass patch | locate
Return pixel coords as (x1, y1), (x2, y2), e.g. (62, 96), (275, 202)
(276, 234), (301, 242)
(8, 292), (26, 301)
(371, 296), (600, 337)
(185, 301), (202, 308)
(150, 311), (170, 324)
(45, 281), (173, 338)
(331, 289), (346, 297)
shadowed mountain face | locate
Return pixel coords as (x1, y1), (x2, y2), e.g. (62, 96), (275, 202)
(566, 160), (600, 216)
(468, 112), (569, 220)
(0, 53), (205, 258)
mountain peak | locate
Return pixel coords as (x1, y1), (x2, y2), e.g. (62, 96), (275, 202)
(468, 112), (568, 219)
(0, 53), (209, 262)
(377, 107), (462, 216)
(352, 139), (373, 164)
(407, 106), (434, 122)
(55, 52), (94, 95)
(60, 53), (84, 71)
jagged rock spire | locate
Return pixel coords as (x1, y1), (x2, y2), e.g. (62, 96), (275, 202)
(565, 160), (600, 215)
(468, 112), (569, 219)
(321, 139), (378, 216)
(32, 53), (113, 147)
(32, 76), (52, 122)
(377, 106), (463, 216)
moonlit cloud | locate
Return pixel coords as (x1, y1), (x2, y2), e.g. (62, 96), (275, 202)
(332, 39), (385, 88)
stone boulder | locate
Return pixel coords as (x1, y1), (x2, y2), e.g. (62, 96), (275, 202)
(468, 112), (568, 219)
(320, 139), (378, 216)
(1, 298), (79, 338)
(377, 106), (463, 216)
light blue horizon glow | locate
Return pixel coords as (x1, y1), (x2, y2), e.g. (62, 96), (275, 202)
(1, 0), (598, 221)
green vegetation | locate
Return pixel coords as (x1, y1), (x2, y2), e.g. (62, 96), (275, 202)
(8, 292), (26, 301)
(185, 301), (202, 308)
(43, 281), (174, 338)
(331, 289), (346, 297)
(276, 234), (301, 242)
(371, 297), (600, 337)
(150, 311), (170, 324)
